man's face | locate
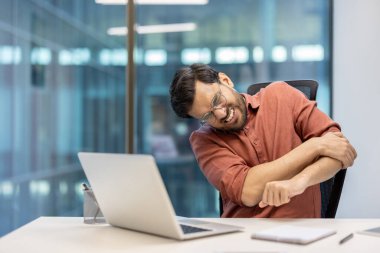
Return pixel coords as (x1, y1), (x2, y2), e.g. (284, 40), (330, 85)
(188, 79), (247, 132)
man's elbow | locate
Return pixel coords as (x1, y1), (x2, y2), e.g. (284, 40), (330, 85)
(241, 188), (261, 207)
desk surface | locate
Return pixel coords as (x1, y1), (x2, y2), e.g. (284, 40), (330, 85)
(1, 217), (379, 252)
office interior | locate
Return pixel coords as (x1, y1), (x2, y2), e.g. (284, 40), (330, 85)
(0, 0), (379, 237)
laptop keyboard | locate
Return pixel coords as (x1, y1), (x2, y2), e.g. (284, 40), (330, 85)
(180, 224), (211, 234)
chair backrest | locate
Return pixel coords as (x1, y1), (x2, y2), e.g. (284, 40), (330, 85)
(219, 80), (346, 218)
(247, 80), (318, 101)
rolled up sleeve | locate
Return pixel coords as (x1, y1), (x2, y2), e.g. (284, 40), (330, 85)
(190, 131), (251, 206)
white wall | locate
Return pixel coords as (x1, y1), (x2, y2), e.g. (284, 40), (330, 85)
(334, 0), (380, 217)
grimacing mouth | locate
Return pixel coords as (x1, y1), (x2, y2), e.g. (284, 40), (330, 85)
(221, 106), (235, 124)
(225, 107), (234, 123)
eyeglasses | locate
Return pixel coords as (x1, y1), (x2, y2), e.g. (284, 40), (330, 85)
(199, 84), (227, 125)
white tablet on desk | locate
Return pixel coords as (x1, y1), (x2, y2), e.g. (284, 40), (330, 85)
(251, 225), (336, 245)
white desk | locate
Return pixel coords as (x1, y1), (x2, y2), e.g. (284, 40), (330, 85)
(0, 217), (379, 252)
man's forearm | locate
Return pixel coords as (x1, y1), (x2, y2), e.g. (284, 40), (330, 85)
(291, 156), (342, 194)
(241, 138), (320, 207)
(242, 131), (356, 207)
(258, 156), (343, 208)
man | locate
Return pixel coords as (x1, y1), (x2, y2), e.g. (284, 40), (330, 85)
(169, 64), (357, 218)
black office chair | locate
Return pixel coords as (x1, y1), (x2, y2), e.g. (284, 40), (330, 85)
(219, 80), (346, 218)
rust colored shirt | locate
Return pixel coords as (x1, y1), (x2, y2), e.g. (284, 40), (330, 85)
(190, 82), (340, 218)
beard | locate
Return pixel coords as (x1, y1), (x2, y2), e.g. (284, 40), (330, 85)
(219, 94), (247, 132)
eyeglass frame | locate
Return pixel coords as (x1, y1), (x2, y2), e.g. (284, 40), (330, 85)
(199, 83), (228, 126)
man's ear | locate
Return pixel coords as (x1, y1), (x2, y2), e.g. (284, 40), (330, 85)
(218, 72), (234, 88)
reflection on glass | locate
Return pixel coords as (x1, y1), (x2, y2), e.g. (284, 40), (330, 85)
(0, 0), (125, 236)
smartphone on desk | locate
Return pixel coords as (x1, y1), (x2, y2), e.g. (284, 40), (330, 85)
(357, 226), (380, 237)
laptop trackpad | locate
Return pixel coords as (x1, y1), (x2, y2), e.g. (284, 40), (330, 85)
(176, 217), (209, 225)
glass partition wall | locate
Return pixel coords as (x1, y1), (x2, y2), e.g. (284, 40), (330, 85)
(0, 0), (126, 235)
(0, 0), (331, 235)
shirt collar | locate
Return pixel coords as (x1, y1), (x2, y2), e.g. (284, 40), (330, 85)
(241, 93), (260, 110)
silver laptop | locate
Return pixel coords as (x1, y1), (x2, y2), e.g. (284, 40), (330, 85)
(78, 152), (243, 240)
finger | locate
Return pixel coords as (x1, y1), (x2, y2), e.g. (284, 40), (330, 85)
(262, 187), (268, 206)
(333, 151), (345, 168)
(274, 190), (281, 207)
(342, 151), (352, 168)
(343, 152), (352, 168)
(259, 201), (267, 208)
(347, 149), (355, 167)
(347, 145), (356, 166)
(267, 189), (274, 206)
(351, 145), (358, 159)
(343, 159), (349, 169)
(280, 190), (289, 204)
(340, 157), (348, 168)
(354, 145), (358, 158)
(348, 145), (355, 158)
(332, 131), (343, 137)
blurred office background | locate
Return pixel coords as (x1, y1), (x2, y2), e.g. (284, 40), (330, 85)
(0, 0), (332, 236)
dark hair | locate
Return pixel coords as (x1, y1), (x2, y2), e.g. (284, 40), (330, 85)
(169, 64), (219, 118)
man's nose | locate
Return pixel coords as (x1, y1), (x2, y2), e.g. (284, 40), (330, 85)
(213, 107), (227, 120)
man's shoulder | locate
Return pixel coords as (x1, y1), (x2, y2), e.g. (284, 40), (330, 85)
(265, 81), (293, 93)
(190, 125), (214, 139)
(189, 125), (232, 146)
(189, 126), (216, 150)
(260, 81), (303, 101)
